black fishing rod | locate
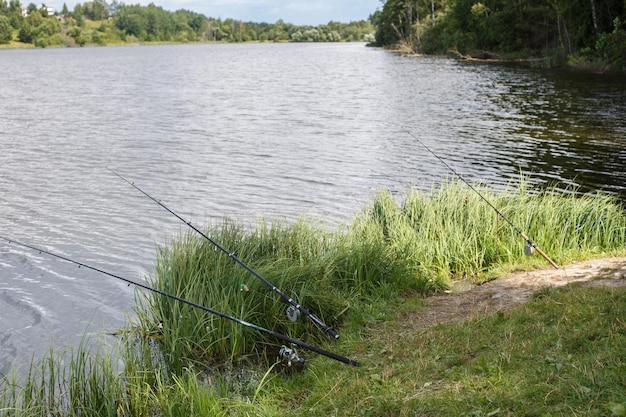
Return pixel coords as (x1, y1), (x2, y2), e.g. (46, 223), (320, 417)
(107, 168), (341, 339)
(406, 130), (559, 269)
(0, 236), (360, 367)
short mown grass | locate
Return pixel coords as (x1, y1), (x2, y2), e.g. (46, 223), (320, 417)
(1, 179), (625, 416)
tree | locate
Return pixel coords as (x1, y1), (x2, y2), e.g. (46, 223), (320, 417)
(17, 16), (32, 41)
(83, 0), (108, 20)
(372, 0), (625, 70)
(0, 15), (12, 43)
(8, 0), (20, 12)
(115, 8), (145, 37)
(375, 0), (413, 46)
(109, 0), (121, 15)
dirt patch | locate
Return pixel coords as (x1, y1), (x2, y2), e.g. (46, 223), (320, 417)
(402, 257), (626, 330)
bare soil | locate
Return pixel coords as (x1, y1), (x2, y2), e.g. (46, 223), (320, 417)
(402, 257), (626, 329)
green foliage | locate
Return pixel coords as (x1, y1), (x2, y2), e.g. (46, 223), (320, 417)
(82, 0), (108, 20)
(0, 14), (11, 43)
(14, 10), (60, 45)
(426, 286), (626, 415)
(374, 0), (414, 47)
(374, 0), (626, 71)
(570, 17), (626, 72)
(109, 3), (372, 44)
(136, 218), (347, 373)
(115, 3), (177, 41)
(0, 1), (374, 47)
(3, 283), (624, 415)
(0, 338), (130, 416)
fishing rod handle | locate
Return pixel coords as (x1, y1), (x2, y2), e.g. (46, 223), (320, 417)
(308, 313), (339, 339)
(266, 327), (359, 366)
(243, 266), (340, 339)
(326, 327), (340, 340)
(285, 298), (339, 339)
(520, 233), (559, 269)
(533, 245), (559, 269)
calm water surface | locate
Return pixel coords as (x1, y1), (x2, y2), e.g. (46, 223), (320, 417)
(1, 43), (625, 371)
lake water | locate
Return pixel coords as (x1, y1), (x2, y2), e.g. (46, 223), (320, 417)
(1, 43), (625, 373)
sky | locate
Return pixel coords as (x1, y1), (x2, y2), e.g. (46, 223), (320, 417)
(51, 0), (383, 26)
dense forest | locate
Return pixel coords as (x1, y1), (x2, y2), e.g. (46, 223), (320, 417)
(372, 0), (626, 72)
(0, 0), (375, 47)
(2, 0), (624, 72)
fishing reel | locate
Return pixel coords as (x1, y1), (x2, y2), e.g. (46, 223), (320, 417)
(279, 344), (305, 367)
(524, 241), (535, 256)
(286, 305), (301, 322)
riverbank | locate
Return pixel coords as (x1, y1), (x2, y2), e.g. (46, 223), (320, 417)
(311, 256), (626, 416)
(2, 181), (626, 416)
(386, 40), (621, 74)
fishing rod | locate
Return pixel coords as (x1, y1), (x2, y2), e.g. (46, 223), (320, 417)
(107, 168), (341, 340)
(406, 130), (559, 269)
(0, 236), (360, 367)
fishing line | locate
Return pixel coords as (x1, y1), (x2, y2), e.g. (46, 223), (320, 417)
(0, 236), (360, 367)
(107, 168), (340, 339)
(406, 130), (559, 269)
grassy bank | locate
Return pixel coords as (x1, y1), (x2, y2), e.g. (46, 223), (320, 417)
(139, 180), (626, 372)
(273, 283), (626, 416)
(1, 180), (625, 416)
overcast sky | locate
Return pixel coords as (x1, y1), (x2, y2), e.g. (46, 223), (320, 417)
(51, 0), (383, 26)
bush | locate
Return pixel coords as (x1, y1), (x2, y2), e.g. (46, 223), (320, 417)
(595, 18), (626, 72)
(92, 30), (106, 45)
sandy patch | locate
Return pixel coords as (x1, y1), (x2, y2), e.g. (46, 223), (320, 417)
(402, 257), (626, 329)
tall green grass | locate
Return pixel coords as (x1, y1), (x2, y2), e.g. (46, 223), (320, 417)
(0, 337), (128, 417)
(137, 180), (626, 371)
(0, 333), (280, 416)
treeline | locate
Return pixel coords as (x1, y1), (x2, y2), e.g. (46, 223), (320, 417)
(0, 0), (375, 47)
(372, 0), (626, 72)
(112, 4), (373, 42)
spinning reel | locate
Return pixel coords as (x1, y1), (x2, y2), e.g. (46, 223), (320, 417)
(286, 305), (301, 322)
(279, 344), (305, 367)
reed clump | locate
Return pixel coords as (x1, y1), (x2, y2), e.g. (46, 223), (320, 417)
(0, 334), (278, 417)
(137, 179), (626, 371)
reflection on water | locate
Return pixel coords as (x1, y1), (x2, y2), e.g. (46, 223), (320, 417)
(0, 43), (624, 371)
